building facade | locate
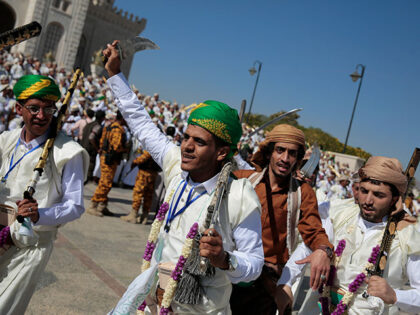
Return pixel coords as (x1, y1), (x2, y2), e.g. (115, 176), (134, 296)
(1, 0), (146, 77)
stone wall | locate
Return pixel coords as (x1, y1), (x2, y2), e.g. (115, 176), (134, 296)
(5, 0), (145, 77)
(79, 0), (146, 78)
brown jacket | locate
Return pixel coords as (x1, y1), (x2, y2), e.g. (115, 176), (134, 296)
(234, 169), (332, 267)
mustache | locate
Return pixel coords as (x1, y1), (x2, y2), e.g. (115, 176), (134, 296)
(276, 162), (290, 168)
(361, 203), (375, 211)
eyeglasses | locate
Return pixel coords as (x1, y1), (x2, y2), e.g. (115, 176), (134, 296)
(24, 105), (57, 116)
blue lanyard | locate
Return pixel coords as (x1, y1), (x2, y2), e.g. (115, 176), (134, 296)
(1, 138), (44, 183)
(164, 177), (206, 232)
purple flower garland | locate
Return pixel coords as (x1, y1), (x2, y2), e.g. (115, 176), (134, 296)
(142, 202), (169, 262)
(137, 300), (147, 311)
(330, 244), (381, 315)
(159, 223), (199, 315)
(0, 226), (10, 247)
(319, 239), (347, 315)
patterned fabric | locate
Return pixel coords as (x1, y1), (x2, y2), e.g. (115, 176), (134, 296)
(91, 155), (118, 203)
(132, 169), (157, 213)
(13, 75), (61, 101)
(100, 121), (126, 153)
(188, 100), (241, 158)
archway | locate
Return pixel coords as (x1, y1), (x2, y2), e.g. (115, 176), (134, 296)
(0, 1), (16, 33)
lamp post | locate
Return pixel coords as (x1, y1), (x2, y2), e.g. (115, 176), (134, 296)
(246, 60), (262, 123)
(343, 64), (366, 154)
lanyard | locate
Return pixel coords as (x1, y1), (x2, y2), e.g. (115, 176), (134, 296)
(1, 138), (44, 183)
(164, 177), (206, 232)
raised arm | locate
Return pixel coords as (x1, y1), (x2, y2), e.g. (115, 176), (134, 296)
(103, 41), (175, 167)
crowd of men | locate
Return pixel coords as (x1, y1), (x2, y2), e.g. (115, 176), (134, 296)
(0, 43), (419, 315)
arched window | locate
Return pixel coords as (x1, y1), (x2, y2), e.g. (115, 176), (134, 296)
(41, 22), (64, 59)
(52, 0), (61, 9)
(52, 0), (72, 13)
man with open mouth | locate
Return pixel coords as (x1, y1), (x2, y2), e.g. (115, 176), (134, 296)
(103, 41), (264, 314)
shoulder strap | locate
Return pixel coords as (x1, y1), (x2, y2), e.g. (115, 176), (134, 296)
(287, 177), (302, 253)
(247, 167), (267, 188)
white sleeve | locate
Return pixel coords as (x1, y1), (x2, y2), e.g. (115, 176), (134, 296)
(233, 154), (254, 170)
(226, 210), (264, 283)
(277, 242), (312, 287)
(277, 207), (334, 287)
(36, 152), (85, 225)
(107, 73), (175, 167)
(394, 254), (420, 313)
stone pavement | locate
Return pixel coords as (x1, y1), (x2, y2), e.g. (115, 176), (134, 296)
(27, 182), (152, 314)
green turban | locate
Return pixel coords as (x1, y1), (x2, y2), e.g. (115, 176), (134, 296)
(188, 100), (242, 158)
(13, 75), (61, 102)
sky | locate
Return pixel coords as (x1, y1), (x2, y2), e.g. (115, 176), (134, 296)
(114, 0), (420, 183)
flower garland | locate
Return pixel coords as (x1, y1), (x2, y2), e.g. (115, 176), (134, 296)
(140, 190), (175, 273)
(0, 226), (10, 247)
(159, 222), (199, 315)
(319, 240), (381, 315)
(318, 239), (346, 315)
(137, 191), (175, 315)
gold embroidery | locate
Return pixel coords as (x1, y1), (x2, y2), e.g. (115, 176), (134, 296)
(18, 79), (51, 100)
(191, 118), (231, 143)
(189, 103), (209, 114)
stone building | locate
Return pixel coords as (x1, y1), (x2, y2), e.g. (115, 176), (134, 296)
(0, 0), (146, 77)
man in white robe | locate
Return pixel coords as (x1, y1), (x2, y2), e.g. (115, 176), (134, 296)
(103, 41), (264, 314)
(277, 156), (420, 314)
(0, 74), (89, 314)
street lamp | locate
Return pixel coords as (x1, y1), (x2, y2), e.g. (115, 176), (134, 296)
(246, 60), (262, 123)
(343, 64), (366, 154)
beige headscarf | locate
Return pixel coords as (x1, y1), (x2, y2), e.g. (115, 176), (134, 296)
(251, 124), (305, 171)
(358, 156), (407, 195)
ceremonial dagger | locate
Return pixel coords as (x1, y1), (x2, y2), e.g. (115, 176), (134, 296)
(103, 36), (160, 64)
(369, 147), (420, 279)
(0, 21), (42, 50)
(300, 144), (321, 179)
(247, 108), (302, 138)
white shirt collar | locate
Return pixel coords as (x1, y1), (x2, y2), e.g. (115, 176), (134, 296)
(180, 170), (219, 194)
(358, 214), (388, 232)
(20, 127), (48, 150)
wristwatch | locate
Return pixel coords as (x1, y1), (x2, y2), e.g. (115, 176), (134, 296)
(223, 251), (238, 272)
(318, 245), (333, 259)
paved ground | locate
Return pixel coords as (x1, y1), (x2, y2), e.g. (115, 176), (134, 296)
(27, 182), (151, 314)
(25, 182), (414, 314)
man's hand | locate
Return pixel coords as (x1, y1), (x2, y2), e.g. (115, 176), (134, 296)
(295, 249), (330, 290)
(199, 228), (228, 269)
(274, 284), (293, 315)
(366, 275), (397, 305)
(102, 40), (122, 77)
(16, 198), (39, 223)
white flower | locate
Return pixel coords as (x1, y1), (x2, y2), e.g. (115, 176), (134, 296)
(141, 261), (151, 272)
(162, 278), (178, 308)
(342, 292), (354, 305)
(181, 239), (194, 257)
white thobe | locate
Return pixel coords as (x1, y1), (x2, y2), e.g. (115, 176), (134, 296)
(0, 128), (88, 314)
(108, 73), (264, 314)
(278, 200), (420, 314)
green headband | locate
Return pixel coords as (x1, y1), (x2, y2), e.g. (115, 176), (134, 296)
(13, 75), (61, 102)
(188, 100), (242, 158)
